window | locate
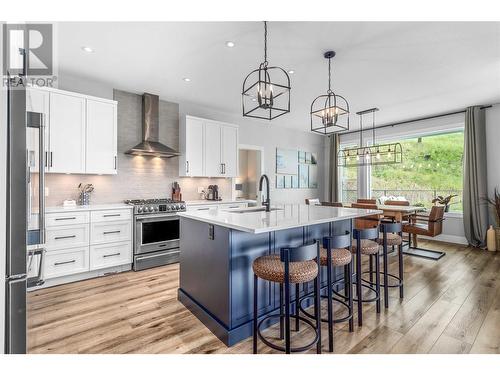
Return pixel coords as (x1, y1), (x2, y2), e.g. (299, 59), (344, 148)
(370, 131), (464, 212)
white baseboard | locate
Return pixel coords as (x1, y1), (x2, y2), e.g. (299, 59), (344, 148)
(29, 264), (132, 291)
(419, 234), (468, 245)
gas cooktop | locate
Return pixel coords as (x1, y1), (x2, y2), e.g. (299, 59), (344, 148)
(124, 198), (186, 214)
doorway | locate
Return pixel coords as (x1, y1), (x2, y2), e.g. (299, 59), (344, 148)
(236, 145), (264, 201)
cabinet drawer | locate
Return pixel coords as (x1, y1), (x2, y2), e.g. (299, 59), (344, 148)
(90, 241), (132, 270)
(46, 211), (90, 227)
(46, 224), (89, 250)
(44, 247), (89, 279)
(219, 203), (248, 210)
(91, 209), (132, 223)
(186, 204), (218, 212)
(91, 221), (131, 244)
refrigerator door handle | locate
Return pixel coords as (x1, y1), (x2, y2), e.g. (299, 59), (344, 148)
(39, 113), (45, 244)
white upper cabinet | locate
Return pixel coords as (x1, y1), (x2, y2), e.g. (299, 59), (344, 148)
(180, 115), (238, 178)
(221, 125), (238, 177)
(49, 92), (86, 174)
(180, 116), (204, 176)
(204, 121), (223, 177)
(86, 99), (117, 174)
(28, 87), (117, 175)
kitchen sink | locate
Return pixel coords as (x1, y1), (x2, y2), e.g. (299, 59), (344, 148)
(229, 207), (283, 214)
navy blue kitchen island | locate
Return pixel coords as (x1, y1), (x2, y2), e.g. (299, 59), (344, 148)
(177, 204), (380, 346)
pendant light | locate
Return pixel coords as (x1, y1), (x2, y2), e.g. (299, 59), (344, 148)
(242, 21), (291, 120)
(310, 51), (350, 134)
(337, 108), (403, 167)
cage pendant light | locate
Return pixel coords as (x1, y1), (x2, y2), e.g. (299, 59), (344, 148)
(242, 21), (291, 120)
(311, 51), (350, 134)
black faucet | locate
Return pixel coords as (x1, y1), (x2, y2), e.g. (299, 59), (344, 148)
(259, 174), (271, 212)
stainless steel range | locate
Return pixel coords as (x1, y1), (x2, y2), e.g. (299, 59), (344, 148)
(125, 198), (186, 271)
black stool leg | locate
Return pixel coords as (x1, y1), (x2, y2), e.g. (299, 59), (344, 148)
(326, 249), (333, 352)
(344, 264), (349, 301)
(356, 239), (363, 326)
(375, 251), (381, 313)
(279, 283), (284, 340)
(369, 255), (374, 283)
(383, 240), (389, 309)
(285, 275), (291, 354)
(253, 274), (258, 354)
(347, 261), (354, 332)
(399, 231), (404, 298)
(295, 284), (300, 332)
(315, 269), (322, 354)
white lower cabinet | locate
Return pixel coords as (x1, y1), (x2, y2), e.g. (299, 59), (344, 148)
(42, 206), (133, 284)
(90, 220), (132, 245)
(44, 247), (90, 279)
(186, 202), (249, 212)
(90, 241), (132, 270)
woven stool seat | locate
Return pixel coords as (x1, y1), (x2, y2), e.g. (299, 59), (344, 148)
(252, 255), (318, 284)
(377, 233), (402, 246)
(319, 247), (352, 266)
(351, 239), (379, 255)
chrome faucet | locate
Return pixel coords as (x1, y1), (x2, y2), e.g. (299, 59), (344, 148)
(259, 174), (271, 212)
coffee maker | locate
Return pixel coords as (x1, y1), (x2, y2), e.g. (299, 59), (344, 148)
(206, 185), (220, 201)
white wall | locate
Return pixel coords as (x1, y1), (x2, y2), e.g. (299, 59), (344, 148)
(0, 22), (7, 354)
(180, 101), (326, 204)
(486, 104), (500, 225)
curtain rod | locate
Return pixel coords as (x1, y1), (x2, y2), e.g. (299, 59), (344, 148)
(337, 105), (493, 136)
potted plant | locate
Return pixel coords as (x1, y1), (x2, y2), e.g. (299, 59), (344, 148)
(432, 194), (458, 212)
(485, 188), (500, 248)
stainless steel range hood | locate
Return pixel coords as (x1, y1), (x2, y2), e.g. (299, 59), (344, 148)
(125, 93), (180, 158)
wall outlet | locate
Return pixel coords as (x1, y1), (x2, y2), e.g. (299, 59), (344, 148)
(197, 187), (204, 193)
(45, 187), (49, 197)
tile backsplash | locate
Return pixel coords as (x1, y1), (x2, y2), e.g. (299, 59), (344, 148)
(44, 89), (231, 206)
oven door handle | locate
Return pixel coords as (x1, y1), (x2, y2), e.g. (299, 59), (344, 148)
(135, 214), (180, 222)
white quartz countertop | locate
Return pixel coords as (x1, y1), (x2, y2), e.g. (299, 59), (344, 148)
(45, 203), (132, 213)
(177, 204), (383, 234)
(185, 199), (257, 206)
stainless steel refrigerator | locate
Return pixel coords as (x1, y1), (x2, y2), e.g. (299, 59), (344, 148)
(5, 54), (46, 354)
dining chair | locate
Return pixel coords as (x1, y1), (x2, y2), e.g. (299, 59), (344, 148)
(351, 203), (382, 229)
(305, 198), (321, 205)
(402, 205), (446, 260)
(321, 202), (343, 207)
(357, 198), (377, 204)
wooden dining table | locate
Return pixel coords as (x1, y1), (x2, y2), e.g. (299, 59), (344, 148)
(343, 203), (426, 222)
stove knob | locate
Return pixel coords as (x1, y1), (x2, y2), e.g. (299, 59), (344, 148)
(154, 206), (159, 212)
(176, 204), (180, 210)
(148, 206), (154, 213)
(180, 204), (186, 210)
(166, 205), (171, 211)
(137, 206), (143, 213)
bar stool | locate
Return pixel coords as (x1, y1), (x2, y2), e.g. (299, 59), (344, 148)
(252, 241), (322, 354)
(352, 227), (381, 326)
(297, 232), (353, 352)
(377, 222), (404, 307)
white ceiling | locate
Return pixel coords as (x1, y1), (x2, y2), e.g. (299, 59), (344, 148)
(56, 22), (500, 132)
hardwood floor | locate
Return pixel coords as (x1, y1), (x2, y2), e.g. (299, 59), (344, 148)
(27, 241), (500, 354)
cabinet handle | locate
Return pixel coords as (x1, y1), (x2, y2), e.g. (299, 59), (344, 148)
(54, 235), (76, 240)
(228, 205), (239, 208)
(103, 214), (121, 217)
(44, 151), (48, 168)
(54, 259), (76, 266)
(186, 161), (189, 174)
(114, 156), (117, 170)
(55, 217), (76, 221)
(50, 151), (53, 167)
(103, 252), (121, 258)
(197, 207), (210, 211)
(103, 230), (121, 235)
(223, 163), (226, 174)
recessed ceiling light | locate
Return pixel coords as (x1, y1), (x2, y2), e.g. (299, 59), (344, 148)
(225, 41), (235, 48)
(183, 77), (191, 82)
(81, 46), (94, 53)
(288, 70), (295, 74)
